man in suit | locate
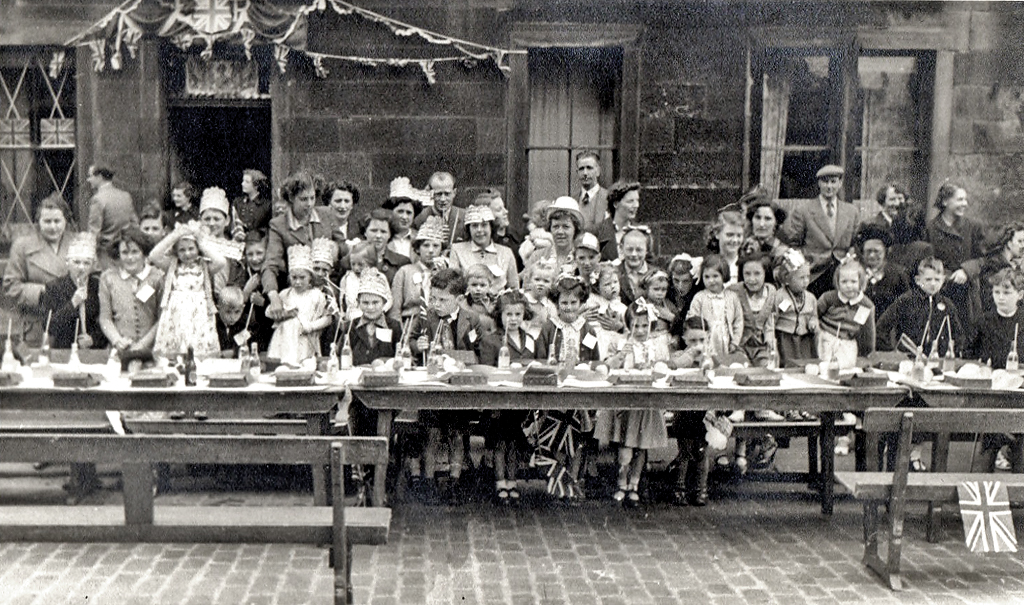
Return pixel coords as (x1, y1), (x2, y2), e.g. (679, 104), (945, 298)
(86, 165), (138, 268)
(781, 164), (862, 297)
(575, 151), (609, 232)
(414, 171), (465, 249)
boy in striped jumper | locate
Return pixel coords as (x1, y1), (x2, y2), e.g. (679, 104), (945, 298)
(816, 258), (876, 368)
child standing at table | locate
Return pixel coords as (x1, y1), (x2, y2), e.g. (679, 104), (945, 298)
(583, 262), (627, 357)
(686, 254), (743, 361)
(484, 289), (547, 504)
(149, 222), (226, 359)
(310, 237), (341, 355)
(668, 316), (714, 506)
(530, 275), (599, 504)
(773, 248), (819, 368)
(340, 241), (392, 321)
(730, 249), (777, 369)
(877, 256), (962, 357)
(964, 266), (1024, 471)
(407, 268), (489, 504)
(523, 260), (557, 332)
(389, 216), (446, 322)
(214, 285), (247, 357)
(463, 263), (498, 334)
(39, 232), (107, 349)
(267, 244), (332, 365)
(596, 298), (670, 507)
(817, 258), (876, 368)
(641, 270), (676, 335)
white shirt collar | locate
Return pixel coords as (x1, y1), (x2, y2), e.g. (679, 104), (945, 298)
(582, 184), (601, 200)
(838, 292), (864, 306)
(119, 265), (152, 281)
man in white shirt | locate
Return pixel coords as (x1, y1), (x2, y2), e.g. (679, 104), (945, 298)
(575, 151), (609, 232)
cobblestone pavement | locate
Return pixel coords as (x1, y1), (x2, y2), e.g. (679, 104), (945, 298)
(3, 449), (1024, 604)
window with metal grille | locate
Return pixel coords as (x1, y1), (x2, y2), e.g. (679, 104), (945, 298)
(0, 47), (76, 246)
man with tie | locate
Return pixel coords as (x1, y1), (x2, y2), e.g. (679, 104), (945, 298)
(781, 164), (862, 297)
(414, 171), (465, 249)
(575, 151), (609, 232)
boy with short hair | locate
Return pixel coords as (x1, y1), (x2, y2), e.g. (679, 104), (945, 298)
(214, 286), (248, 356)
(235, 234), (271, 349)
(575, 232), (602, 287)
(138, 203), (170, 246)
(876, 256), (963, 354)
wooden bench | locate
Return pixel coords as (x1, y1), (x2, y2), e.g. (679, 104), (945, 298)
(835, 408), (1024, 591)
(0, 434), (391, 605)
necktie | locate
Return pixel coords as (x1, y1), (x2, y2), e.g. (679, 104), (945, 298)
(367, 324), (377, 347)
(827, 200), (835, 219)
(581, 192), (590, 206)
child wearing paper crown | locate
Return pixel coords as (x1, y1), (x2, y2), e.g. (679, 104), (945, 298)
(267, 244), (332, 365)
(309, 237), (342, 355)
(149, 221), (226, 359)
(389, 215), (447, 322)
(197, 186), (244, 293)
(38, 231), (108, 349)
(595, 298), (670, 507)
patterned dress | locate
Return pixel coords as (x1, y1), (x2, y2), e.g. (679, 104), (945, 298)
(153, 261), (219, 358)
(268, 286), (328, 365)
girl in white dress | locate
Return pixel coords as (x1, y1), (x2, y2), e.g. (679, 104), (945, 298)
(268, 244), (331, 365)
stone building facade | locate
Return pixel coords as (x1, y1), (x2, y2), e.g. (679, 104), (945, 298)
(2, 0), (1023, 258)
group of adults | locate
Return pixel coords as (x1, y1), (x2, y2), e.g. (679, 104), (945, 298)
(3, 152), (1018, 356)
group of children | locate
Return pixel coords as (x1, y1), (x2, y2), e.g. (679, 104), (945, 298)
(46, 178), (1024, 508)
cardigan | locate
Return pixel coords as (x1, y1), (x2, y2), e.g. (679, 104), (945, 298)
(98, 265), (165, 347)
(816, 291), (876, 356)
(448, 241), (519, 291)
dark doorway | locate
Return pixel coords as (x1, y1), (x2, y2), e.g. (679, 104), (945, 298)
(168, 106), (271, 200)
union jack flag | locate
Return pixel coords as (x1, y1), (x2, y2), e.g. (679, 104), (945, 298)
(957, 480), (1017, 553)
(188, 0), (236, 35)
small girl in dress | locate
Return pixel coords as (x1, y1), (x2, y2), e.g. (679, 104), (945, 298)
(597, 298), (670, 507)
(523, 260), (558, 332)
(584, 262), (627, 357)
(268, 244), (332, 365)
(486, 289), (546, 504)
(641, 269), (676, 334)
(686, 254), (744, 360)
(730, 248), (778, 369)
(150, 222), (226, 359)
(773, 248), (819, 367)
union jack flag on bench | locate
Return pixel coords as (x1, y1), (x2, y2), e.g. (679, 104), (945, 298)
(957, 480), (1017, 553)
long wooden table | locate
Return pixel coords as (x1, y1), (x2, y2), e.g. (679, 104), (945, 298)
(0, 381), (344, 503)
(352, 378), (907, 514)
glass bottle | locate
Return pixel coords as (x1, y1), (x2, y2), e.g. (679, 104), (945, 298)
(1007, 338), (1019, 372)
(826, 351), (840, 381)
(67, 342), (81, 368)
(497, 332), (511, 370)
(184, 346), (197, 386)
(248, 343), (261, 379)
(38, 341), (51, 367)
(106, 347), (121, 379)
(326, 342), (340, 380)
(400, 343), (413, 370)
(340, 334), (353, 370)
(622, 343), (636, 370)
(427, 341), (444, 374)
(943, 340), (957, 373)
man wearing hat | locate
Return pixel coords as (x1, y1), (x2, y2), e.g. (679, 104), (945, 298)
(781, 164), (862, 297)
(448, 205), (519, 292)
(575, 151), (609, 232)
(86, 164), (138, 268)
(414, 171), (465, 248)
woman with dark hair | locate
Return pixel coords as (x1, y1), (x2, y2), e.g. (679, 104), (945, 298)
(596, 181), (641, 261)
(98, 227), (164, 356)
(360, 208), (403, 283)
(854, 223), (910, 323)
(324, 180), (360, 241)
(263, 171), (342, 321)
(872, 182), (907, 228)
(926, 182), (987, 328)
(382, 187), (422, 268)
(2, 193), (75, 345)
(231, 169), (272, 241)
(743, 199), (790, 270)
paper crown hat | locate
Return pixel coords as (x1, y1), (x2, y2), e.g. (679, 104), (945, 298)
(356, 268), (391, 301)
(575, 232), (600, 253)
(463, 204), (495, 225)
(199, 187), (230, 217)
(287, 243), (314, 274)
(388, 177), (432, 205)
(415, 215), (446, 243)
(67, 231), (98, 262)
(310, 237), (338, 267)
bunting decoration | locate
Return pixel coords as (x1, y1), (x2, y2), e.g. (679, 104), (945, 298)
(957, 480), (1017, 553)
(67, 0), (518, 85)
(527, 410), (590, 498)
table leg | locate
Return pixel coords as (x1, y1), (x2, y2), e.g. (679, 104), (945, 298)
(307, 413), (331, 506)
(819, 411), (836, 515)
(373, 410), (395, 507)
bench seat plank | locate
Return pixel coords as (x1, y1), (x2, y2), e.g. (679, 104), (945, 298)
(0, 505), (390, 545)
(836, 471), (1024, 501)
(121, 418), (308, 435)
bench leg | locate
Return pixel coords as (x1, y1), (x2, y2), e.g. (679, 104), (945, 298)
(373, 411), (394, 507)
(862, 500), (903, 591)
(66, 463), (99, 504)
(819, 412), (836, 515)
(926, 434), (950, 543)
(122, 463), (154, 526)
(308, 413), (331, 506)
(807, 432), (819, 490)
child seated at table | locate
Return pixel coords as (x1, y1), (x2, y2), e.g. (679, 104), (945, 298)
(668, 316), (714, 506)
(214, 285), (248, 357)
(463, 263), (497, 334)
(523, 260), (557, 333)
(583, 262), (627, 358)
(407, 268), (490, 504)
(596, 298), (670, 507)
(964, 266), (1024, 472)
(267, 244), (331, 366)
(529, 274), (598, 504)
(877, 256), (962, 357)
(482, 289), (547, 504)
(39, 232), (107, 349)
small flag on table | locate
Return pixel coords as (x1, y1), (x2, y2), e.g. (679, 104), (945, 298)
(957, 480), (1017, 553)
